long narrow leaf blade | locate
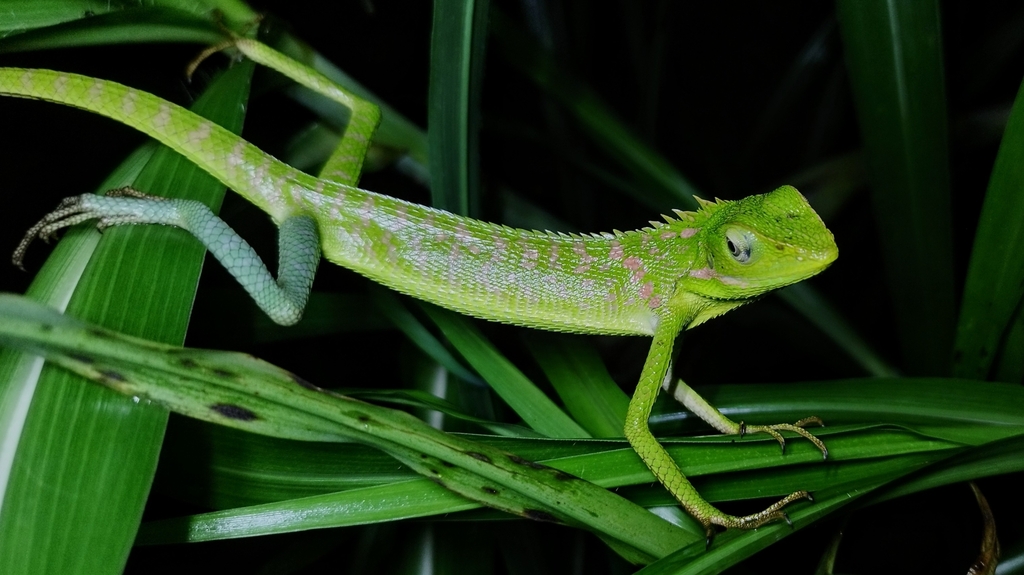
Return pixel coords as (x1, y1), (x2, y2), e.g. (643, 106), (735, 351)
(0, 62), (253, 575)
(835, 0), (956, 375)
(953, 75), (1024, 380)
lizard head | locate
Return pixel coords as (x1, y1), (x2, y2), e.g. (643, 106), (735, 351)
(678, 185), (837, 318)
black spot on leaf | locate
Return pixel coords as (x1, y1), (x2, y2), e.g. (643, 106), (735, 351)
(509, 455), (546, 470)
(465, 451), (492, 464)
(99, 369), (126, 382)
(211, 403), (258, 421)
(523, 509), (559, 523)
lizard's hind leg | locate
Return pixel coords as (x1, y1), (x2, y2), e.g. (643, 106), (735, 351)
(13, 188), (320, 326)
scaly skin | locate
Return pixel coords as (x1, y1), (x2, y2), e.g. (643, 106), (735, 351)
(0, 44), (838, 540)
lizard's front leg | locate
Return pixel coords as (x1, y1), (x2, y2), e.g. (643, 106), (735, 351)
(624, 315), (814, 542)
(663, 378), (828, 458)
(13, 188), (319, 326)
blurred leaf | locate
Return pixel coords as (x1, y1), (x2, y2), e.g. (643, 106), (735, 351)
(836, 0), (956, 375)
(370, 288), (481, 385)
(778, 283), (899, 377)
(490, 6), (700, 213)
(421, 304), (590, 438)
(524, 333), (629, 438)
(953, 75), (1024, 380)
(428, 0), (489, 215)
(0, 6), (222, 52)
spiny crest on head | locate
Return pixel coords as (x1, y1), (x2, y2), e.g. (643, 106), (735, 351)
(671, 208), (696, 222)
(652, 203), (709, 228)
(694, 195), (731, 214)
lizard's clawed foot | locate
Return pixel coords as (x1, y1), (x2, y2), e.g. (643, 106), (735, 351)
(703, 489), (814, 546)
(12, 187), (165, 269)
(740, 416), (828, 460)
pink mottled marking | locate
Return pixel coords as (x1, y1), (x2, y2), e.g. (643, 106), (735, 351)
(648, 295), (663, 309)
(623, 256), (642, 270)
(449, 241), (460, 263)
(228, 141), (245, 169)
(251, 159), (270, 190)
(660, 231), (676, 240)
(609, 241), (624, 260)
(548, 244), (561, 269)
(290, 183), (305, 205)
(573, 242), (597, 263)
(154, 103), (171, 129)
(639, 282), (654, 299)
(492, 236), (508, 261)
(121, 90), (138, 115)
(360, 197), (374, 228)
(689, 267), (716, 279)
(719, 275), (748, 287)
(382, 231), (397, 263)
(88, 79), (104, 102)
(521, 247), (539, 269)
(186, 121), (212, 145)
(52, 74), (69, 97)
(679, 228), (698, 238)
(574, 264), (591, 274)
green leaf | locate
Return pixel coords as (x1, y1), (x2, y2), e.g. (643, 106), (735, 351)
(428, 0), (490, 215)
(835, 0), (956, 375)
(0, 6), (222, 53)
(0, 62), (254, 575)
(953, 74), (1024, 380)
(421, 304), (590, 438)
(0, 293), (692, 559)
(524, 333), (629, 438)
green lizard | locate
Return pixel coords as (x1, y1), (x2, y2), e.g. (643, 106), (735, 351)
(0, 39), (837, 539)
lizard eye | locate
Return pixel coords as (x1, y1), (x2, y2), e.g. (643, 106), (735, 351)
(725, 229), (753, 263)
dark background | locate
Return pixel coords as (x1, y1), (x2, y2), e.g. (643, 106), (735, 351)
(1, 2), (1021, 573)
